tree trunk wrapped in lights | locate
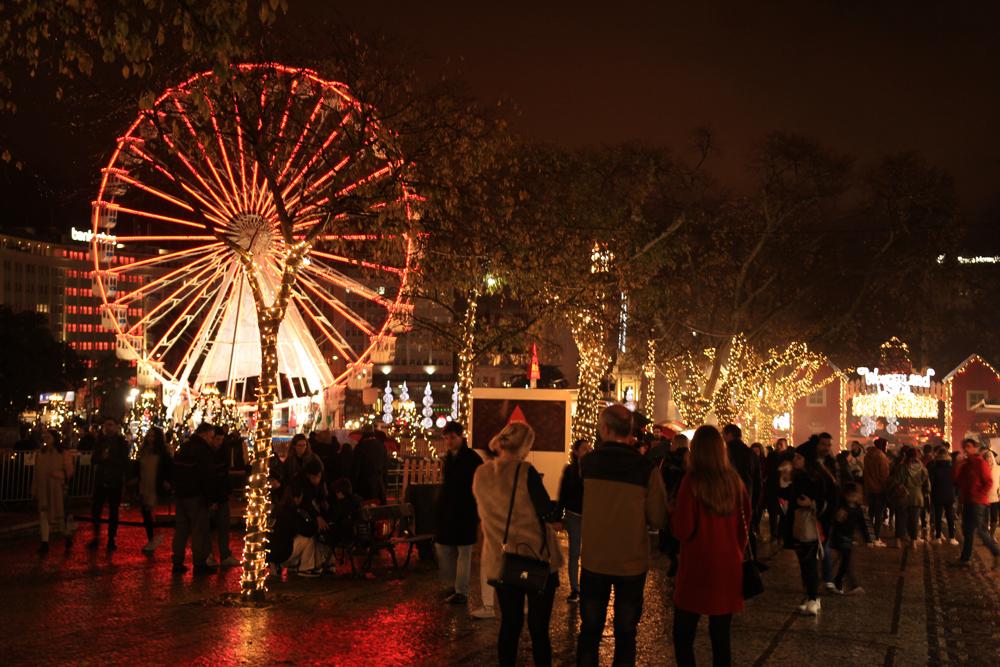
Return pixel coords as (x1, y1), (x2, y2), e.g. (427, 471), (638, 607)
(571, 306), (611, 443)
(642, 339), (656, 419)
(242, 307), (280, 600)
(455, 294), (478, 424)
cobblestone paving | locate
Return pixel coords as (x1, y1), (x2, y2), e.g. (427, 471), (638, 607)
(1, 522), (998, 666)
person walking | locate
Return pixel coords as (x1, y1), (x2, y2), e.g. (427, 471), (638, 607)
(887, 447), (930, 548)
(171, 423), (216, 575)
(779, 446), (833, 616)
(722, 425), (762, 560)
(557, 438), (591, 603)
(951, 439), (1000, 569)
(577, 405), (668, 667)
(927, 446), (958, 544)
(473, 422), (563, 667)
(829, 482), (872, 594)
(433, 421), (483, 607)
(87, 418), (130, 551)
(33, 429), (74, 554)
(136, 426), (172, 554)
(864, 438), (891, 547)
(671, 425), (750, 667)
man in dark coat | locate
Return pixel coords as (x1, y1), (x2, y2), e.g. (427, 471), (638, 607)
(433, 421), (483, 605)
(171, 422), (217, 574)
(205, 426), (240, 568)
(351, 431), (388, 504)
(723, 424), (763, 556)
(87, 417), (130, 550)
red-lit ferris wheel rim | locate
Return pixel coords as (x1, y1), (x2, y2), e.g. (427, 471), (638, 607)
(91, 63), (416, 396)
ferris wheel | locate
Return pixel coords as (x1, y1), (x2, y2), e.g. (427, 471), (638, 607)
(90, 64), (417, 415)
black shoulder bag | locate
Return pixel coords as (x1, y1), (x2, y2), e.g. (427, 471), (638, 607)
(494, 463), (551, 595)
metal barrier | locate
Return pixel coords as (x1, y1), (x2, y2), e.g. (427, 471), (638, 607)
(0, 451), (97, 504)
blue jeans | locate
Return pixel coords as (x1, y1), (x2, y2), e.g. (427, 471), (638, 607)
(564, 511), (582, 593)
(960, 503), (1000, 562)
(577, 569), (647, 667)
(435, 542), (473, 596)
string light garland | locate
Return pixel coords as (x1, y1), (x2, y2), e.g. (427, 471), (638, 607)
(851, 392), (939, 419)
(456, 295), (478, 424)
(662, 335), (837, 443)
(643, 339), (656, 419)
(125, 389), (168, 458)
(661, 348), (713, 427)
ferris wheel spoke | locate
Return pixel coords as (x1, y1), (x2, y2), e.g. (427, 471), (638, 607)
(296, 273), (376, 337)
(114, 235), (219, 242)
(271, 79), (298, 161)
(293, 196), (398, 227)
(291, 292), (358, 362)
(148, 265), (236, 357)
(104, 202), (211, 230)
(170, 96), (242, 215)
(104, 243), (223, 275)
(287, 160), (396, 221)
(172, 272), (236, 391)
(107, 248), (226, 307)
(108, 168), (196, 213)
(276, 93), (326, 184)
(127, 142), (232, 224)
(283, 155), (351, 211)
(301, 262), (395, 309)
(232, 100), (251, 211)
(150, 118), (236, 221)
(123, 255), (230, 335)
(281, 106), (355, 201)
(310, 248), (405, 275)
(204, 95), (246, 212)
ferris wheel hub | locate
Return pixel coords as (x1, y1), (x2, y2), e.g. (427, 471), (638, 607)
(228, 212), (275, 261)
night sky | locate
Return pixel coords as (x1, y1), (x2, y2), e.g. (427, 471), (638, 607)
(2, 1), (999, 234)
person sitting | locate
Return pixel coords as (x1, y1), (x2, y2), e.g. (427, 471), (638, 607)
(285, 433), (323, 481)
(268, 481), (305, 577)
(297, 459), (334, 575)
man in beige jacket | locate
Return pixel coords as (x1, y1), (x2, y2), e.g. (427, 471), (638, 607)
(577, 405), (668, 667)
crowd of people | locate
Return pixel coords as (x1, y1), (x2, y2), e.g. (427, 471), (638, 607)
(28, 418), (390, 580)
(25, 405), (1000, 666)
(429, 406), (1000, 667)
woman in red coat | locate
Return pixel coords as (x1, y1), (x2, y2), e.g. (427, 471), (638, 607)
(671, 425), (751, 667)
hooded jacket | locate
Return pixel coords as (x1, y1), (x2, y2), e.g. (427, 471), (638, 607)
(580, 441), (668, 576)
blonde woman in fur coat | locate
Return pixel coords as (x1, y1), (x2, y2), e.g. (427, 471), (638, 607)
(473, 422), (563, 667)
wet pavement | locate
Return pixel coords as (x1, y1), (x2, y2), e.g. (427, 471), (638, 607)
(1, 516), (999, 666)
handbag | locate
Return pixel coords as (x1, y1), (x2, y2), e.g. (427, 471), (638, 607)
(494, 463), (551, 595)
(740, 503), (764, 600)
